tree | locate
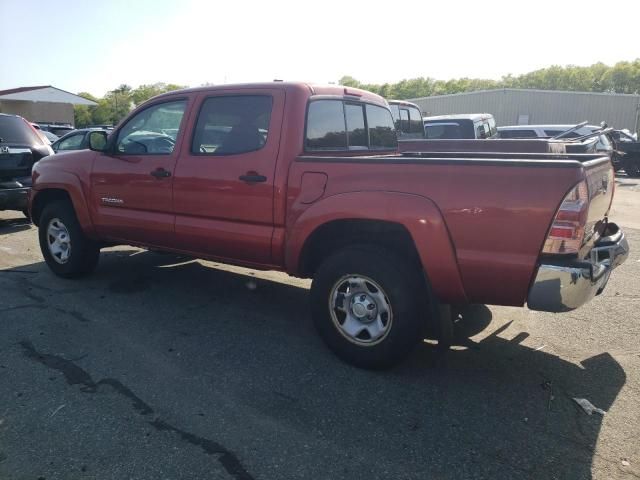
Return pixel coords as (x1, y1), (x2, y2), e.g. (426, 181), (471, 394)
(338, 59), (640, 100)
(130, 82), (186, 105)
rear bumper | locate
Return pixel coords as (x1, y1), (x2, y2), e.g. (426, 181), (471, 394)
(0, 187), (29, 211)
(527, 223), (629, 312)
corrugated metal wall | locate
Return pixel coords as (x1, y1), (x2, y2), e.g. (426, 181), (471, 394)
(408, 89), (640, 131)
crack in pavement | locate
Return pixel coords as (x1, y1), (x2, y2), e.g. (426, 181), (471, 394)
(19, 340), (254, 480)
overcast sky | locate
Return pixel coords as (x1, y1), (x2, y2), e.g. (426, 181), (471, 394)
(1, 0), (638, 97)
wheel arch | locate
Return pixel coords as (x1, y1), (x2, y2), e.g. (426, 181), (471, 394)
(30, 172), (95, 236)
(286, 191), (467, 304)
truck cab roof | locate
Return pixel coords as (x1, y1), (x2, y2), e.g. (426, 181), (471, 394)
(150, 82), (390, 108)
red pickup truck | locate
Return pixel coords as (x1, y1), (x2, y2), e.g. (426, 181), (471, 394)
(29, 82), (629, 368)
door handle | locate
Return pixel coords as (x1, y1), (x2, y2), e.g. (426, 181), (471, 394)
(150, 168), (171, 179)
(239, 173), (267, 183)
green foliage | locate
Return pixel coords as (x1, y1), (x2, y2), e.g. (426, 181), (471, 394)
(73, 83), (186, 128)
(339, 59), (640, 100)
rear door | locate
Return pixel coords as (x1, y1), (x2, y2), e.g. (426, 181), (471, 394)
(90, 98), (190, 246)
(171, 88), (284, 264)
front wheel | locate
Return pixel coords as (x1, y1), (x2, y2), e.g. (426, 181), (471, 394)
(38, 201), (100, 278)
(311, 246), (429, 369)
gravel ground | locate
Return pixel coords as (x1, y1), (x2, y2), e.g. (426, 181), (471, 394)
(0, 177), (638, 480)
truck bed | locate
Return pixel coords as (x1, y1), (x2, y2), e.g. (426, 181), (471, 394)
(291, 153), (613, 306)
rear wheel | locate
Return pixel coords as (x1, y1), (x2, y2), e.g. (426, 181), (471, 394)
(311, 245), (429, 369)
(624, 158), (640, 178)
(38, 201), (100, 278)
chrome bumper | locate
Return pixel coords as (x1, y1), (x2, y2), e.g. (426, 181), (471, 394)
(527, 223), (629, 312)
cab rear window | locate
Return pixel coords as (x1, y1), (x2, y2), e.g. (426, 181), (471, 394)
(305, 100), (397, 151)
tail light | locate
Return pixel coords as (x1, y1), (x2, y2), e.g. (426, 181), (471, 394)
(543, 180), (589, 254)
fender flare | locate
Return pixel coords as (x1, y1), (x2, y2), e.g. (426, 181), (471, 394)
(31, 171), (96, 237)
(286, 191), (467, 303)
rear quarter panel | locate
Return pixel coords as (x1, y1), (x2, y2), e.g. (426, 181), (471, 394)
(287, 157), (584, 306)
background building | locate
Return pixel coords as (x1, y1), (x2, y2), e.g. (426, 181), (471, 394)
(408, 88), (640, 131)
(0, 86), (96, 126)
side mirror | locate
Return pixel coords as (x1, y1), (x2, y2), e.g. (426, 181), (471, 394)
(88, 131), (109, 152)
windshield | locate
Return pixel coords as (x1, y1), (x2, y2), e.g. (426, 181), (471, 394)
(0, 115), (43, 145)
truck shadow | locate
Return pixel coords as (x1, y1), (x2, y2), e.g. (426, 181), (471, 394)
(3, 249), (626, 480)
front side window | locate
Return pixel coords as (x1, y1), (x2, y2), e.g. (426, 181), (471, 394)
(116, 100), (186, 155)
(487, 117), (497, 137)
(408, 107), (424, 137)
(192, 95), (272, 155)
(366, 104), (397, 150)
(57, 133), (85, 151)
(399, 109), (410, 133)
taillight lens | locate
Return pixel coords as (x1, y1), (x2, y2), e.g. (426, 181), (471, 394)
(543, 180), (589, 254)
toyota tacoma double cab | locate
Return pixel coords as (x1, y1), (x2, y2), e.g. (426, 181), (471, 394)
(29, 83), (629, 368)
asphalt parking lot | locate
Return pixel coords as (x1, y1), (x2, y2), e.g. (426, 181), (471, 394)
(1, 178), (639, 480)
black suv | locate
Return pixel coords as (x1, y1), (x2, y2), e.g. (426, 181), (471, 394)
(0, 114), (53, 216)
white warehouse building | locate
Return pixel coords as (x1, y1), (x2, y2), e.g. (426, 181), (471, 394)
(408, 88), (640, 132)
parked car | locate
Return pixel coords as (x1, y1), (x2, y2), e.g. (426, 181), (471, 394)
(36, 123), (75, 137)
(31, 124), (59, 144)
(609, 129), (640, 178)
(498, 123), (613, 153)
(423, 113), (497, 139)
(29, 82), (628, 368)
(388, 100), (424, 138)
(51, 128), (110, 153)
(0, 113), (53, 216)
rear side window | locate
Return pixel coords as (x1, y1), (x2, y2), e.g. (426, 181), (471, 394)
(366, 104), (397, 149)
(498, 129), (538, 138)
(487, 117), (497, 137)
(475, 123), (489, 139)
(192, 95), (272, 155)
(306, 100), (347, 150)
(305, 100), (397, 151)
(0, 115), (42, 145)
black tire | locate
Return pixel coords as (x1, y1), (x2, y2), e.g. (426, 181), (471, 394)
(624, 158), (640, 178)
(38, 200), (100, 278)
(311, 245), (430, 369)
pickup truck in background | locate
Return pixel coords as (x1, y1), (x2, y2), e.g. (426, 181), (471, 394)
(388, 100), (424, 138)
(423, 113), (497, 139)
(29, 83), (629, 368)
(610, 129), (640, 177)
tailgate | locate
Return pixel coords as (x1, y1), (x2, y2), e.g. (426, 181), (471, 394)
(0, 147), (34, 179)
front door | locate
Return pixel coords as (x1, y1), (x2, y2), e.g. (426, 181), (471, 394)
(90, 98), (189, 246)
(172, 89), (284, 265)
